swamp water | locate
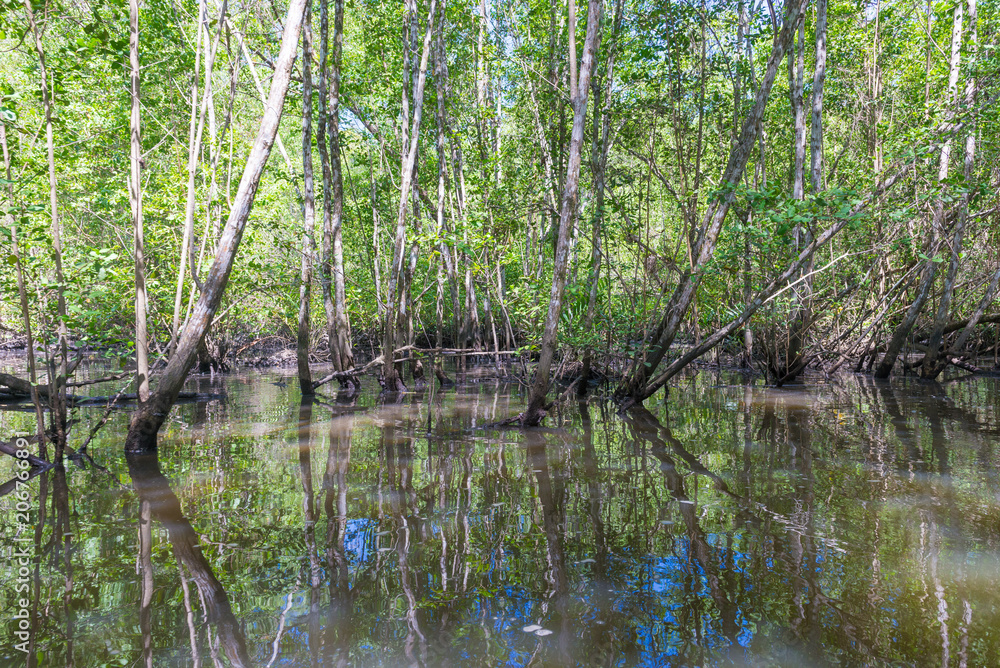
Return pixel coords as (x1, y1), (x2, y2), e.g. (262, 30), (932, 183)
(2, 360), (1000, 667)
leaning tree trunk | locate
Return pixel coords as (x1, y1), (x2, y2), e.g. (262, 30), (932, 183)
(615, 0), (809, 406)
(129, 0), (149, 402)
(125, 0), (308, 452)
(296, 2), (317, 394)
(521, 0), (603, 426)
(875, 0), (963, 380)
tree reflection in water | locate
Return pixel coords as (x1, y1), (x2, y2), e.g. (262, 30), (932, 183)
(6, 372), (1000, 665)
(126, 451), (252, 667)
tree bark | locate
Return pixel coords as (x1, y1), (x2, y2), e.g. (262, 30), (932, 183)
(921, 0), (975, 380)
(521, 0), (603, 426)
(810, 0), (827, 193)
(130, 0), (149, 402)
(297, 0), (317, 394)
(171, 0), (207, 353)
(382, 0), (438, 392)
(579, 0), (621, 394)
(125, 0), (308, 451)
(319, 0), (355, 382)
(23, 0), (71, 447)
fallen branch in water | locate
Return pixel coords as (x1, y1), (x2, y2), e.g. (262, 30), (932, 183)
(311, 356), (383, 390)
(67, 372), (131, 387)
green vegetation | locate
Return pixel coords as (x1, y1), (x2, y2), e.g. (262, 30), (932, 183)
(1, 0), (998, 418)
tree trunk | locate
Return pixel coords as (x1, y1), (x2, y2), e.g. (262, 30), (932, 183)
(318, 0), (355, 384)
(921, 0), (975, 380)
(296, 1), (317, 394)
(810, 0), (827, 193)
(171, 0), (207, 353)
(615, 0), (808, 406)
(774, 0), (815, 383)
(125, 0), (308, 452)
(382, 0), (438, 393)
(23, 0), (70, 449)
(521, 0), (603, 426)
(579, 0), (621, 395)
(129, 0), (149, 402)
(432, 0), (451, 383)
(330, 0), (355, 378)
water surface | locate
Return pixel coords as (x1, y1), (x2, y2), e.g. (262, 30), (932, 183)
(2, 360), (1000, 666)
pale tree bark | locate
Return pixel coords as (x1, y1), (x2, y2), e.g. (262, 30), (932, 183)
(318, 0), (355, 384)
(23, 0), (70, 448)
(580, 0), (622, 393)
(129, 0), (149, 402)
(922, 0), (976, 379)
(616, 0), (809, 406)
(790, 10), (805, 201)
(876, 0), (963, 380)
(126, 0), (308, 452)
(382, 0), (438, 392)
(810, 0), (827, 193)
(772, 0), (816, 384)
(170, 0), (207, 354)
(432, 0), (456, 385)
(297, 1), (317, 393)
(521, 0), (603, 425)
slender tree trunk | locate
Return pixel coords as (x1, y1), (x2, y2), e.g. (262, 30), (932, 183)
(170, 0), (206, 354)
(126, 0), (308, 451)
(810, 0), (827, 193)
(922, 0), (975, 380)
(297, 1), (317, 394)
(580, 0), (621, 394)
(522, 0), (603, 425)
(382, 0), (438, 392)
(433, 0), (455, 385)
(23, 0), (70, 449)
(328, 0), (355, 379)
(317, 0), (354, 385)
(775, 0), (815, 383)
(130, 0), (149, 402)
(616, 0), (808, 405)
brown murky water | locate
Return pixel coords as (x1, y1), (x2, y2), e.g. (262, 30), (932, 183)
(2, 359), (1000, 666)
